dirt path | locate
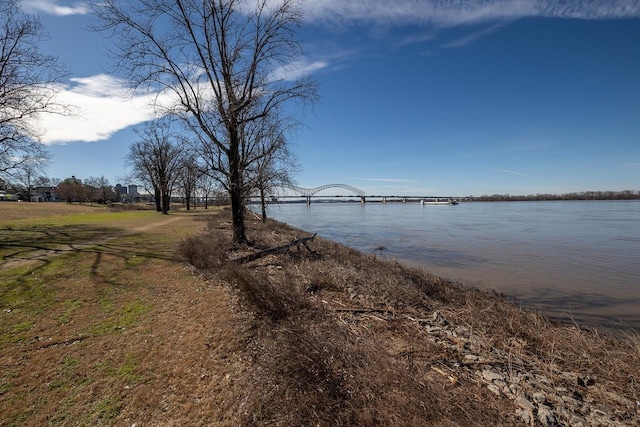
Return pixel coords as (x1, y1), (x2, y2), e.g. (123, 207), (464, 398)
(0, 216), (183, 271)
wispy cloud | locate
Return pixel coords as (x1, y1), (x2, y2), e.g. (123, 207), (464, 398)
(441, 23), (506, 48)
(493, 169), (528, 176)
(21, 0), (89, 16)
(300, 0), (640, 27)
(348, 177), (420, 183)
(35, 74), (162, 145)
(270, 59), (329, 81)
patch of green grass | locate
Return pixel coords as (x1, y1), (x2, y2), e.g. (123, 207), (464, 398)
(62, 357), (80, 370)
(124, 254), (146, 268)
(121, 300), (152, 327)
(89, 298), (152, 336)
(46, 396), (77, 425)
(10, 320), (33, 334)
(59, 299), (82, 325)
(48, 357), (82, 392)
(1, 274), (52, 314)
(49, 377), (70, 391)
(94, 397), (122, 421)
(114, 353), (142, 383)
(0, 209), (157, 229)
(0, 209), (166, 265)
(0, 253), (83, 345)
(0, 381), (12, 395)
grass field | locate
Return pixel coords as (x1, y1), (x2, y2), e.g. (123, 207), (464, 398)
(1, 202), (248, 425)
(1, 202), (639, 426)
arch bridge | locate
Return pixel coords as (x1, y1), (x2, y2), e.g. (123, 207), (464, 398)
(285, 184), (366, 204)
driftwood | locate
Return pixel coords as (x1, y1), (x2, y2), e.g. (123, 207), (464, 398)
(236, 233), (317, 264)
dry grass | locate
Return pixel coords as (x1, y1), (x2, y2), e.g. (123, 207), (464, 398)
(1, 203), (638, 425)
(177, 210), (640, 425)
(0, 201), (108, 222)
(1, 204), (253, 425)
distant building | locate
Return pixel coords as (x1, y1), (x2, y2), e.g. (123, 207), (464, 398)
(115, 184), (128, 195)
(114, 183), (140, 202)
(30, 186), (57, 202)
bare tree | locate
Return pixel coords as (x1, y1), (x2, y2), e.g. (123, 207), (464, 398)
(196, 173), (221, 209)
(126, 119), (183, 214)
(93, 0), (317, 243)
(55, 176), (85, 204)
(176, 154), (203, 210)
(13, 156), (50, 201)
(0, 0), (67, 177)
(85, 176), (117, 204)
(245, 116), (299, 221)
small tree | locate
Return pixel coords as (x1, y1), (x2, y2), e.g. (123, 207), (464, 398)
(176, 154), (203, 211)
(245, 117), (299, 222)
(13, 157), (50, 201)
(196, 174), (220, 209)
(127, 119), (183, 214)
(0, 0), (67, 177)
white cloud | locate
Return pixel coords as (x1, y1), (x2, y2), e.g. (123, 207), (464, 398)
(35, 74), (161, 145)
(299, 0), (640, 27)
(270, 59), (328, 81)
(20, 0), (89, 16)
(35, 58), (326, 145)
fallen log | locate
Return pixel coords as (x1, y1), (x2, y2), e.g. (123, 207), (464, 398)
(236, 233), (317, 264)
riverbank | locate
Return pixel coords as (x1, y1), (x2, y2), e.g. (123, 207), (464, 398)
(180, 210), (640, 425)
(267, 200), (640, 333)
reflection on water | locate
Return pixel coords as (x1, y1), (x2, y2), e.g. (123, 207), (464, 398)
(268, 200), (640, 333)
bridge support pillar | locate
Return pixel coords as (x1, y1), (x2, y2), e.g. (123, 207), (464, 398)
(382, 197), (387, 204)
(360, 196), (366, 204)
(306, 196), (311, 205)
(403, 197), (407, 203)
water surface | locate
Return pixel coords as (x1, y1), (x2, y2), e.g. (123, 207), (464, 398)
(268, 201), (640, 332)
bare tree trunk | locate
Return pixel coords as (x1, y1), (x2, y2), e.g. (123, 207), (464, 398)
(154, 188), (161, 212)
(229, 136), (247, 244)
(260, 186), (267, 222)
(161, 190), (170, 215)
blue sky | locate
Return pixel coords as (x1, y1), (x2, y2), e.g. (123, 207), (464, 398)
(20, 0), (640, 197)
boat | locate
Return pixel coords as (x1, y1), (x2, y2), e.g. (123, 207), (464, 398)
(419, 198), (458, 205)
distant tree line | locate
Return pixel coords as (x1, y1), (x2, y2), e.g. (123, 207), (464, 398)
(0, 175), (121, 203)
(471, 190), (640, 202)
(55, 176), (120, 204)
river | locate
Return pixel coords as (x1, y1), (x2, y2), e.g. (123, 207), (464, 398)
(267, 200), (640, 333)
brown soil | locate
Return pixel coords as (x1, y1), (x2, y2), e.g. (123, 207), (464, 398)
(1, 206), (639, 426)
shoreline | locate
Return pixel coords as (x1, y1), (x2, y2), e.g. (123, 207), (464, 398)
(180, 211), (640, 425)
(394, 256), (639, 338)
(265, 201), (640, 336)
